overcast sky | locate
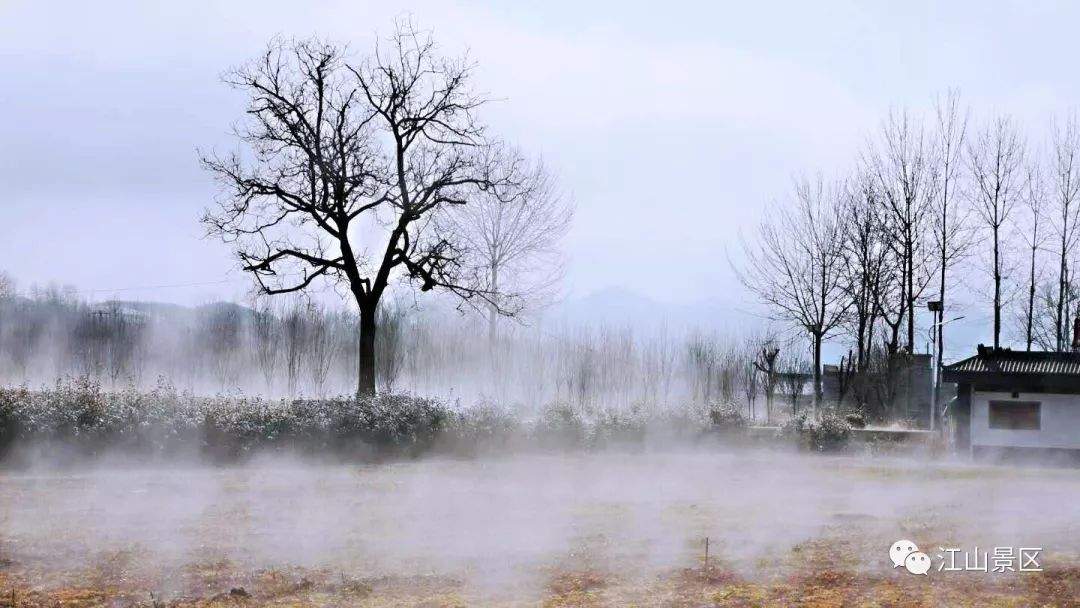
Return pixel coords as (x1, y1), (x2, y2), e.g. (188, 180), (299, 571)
(2, 0), (1079, 310)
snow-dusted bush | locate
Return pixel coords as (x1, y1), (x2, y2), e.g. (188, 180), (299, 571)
(531, 402), (587, 449)
(0, 377), (861, 463)
(805, 410), (852, 452)
(708, 401), (747, 430)
(587, 407), (648, 449)
(0, 377), (455, 461)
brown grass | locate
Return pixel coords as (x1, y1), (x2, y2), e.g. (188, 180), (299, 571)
(1, 560), (1079, 608)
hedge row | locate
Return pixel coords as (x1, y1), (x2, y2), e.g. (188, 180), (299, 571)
(0, 377), (851, 464)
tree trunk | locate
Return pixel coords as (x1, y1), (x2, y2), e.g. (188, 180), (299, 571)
(905, 230), (915, 352)
(937, 246), (946, 389)
(1027, 244), (1037, 351)
(812, 333), (823, 414)
(1058, 242), (1067, 351)
(856, 310), (868, 370)
(356, 305), (377, 398)
(993, 226), (1002, 349)
(765, 373), (774, 425)
(488, 262), (499, 345)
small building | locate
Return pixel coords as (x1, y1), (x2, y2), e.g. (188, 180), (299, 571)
(942, 345), (1080, 461)
(822, 354), (933, 427)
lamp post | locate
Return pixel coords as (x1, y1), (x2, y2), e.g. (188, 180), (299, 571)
(927, 299), (963, 432)
(927, 301), (942, 431)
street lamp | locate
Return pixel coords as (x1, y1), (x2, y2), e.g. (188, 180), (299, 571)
(927, 302), (965, 432)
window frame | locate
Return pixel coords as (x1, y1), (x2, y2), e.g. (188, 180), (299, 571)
(987, 400), (1041, 431)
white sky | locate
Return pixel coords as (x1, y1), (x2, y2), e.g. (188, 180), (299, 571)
(2, 0), (1079, 309)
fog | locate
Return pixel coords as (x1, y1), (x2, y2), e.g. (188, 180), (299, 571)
(0, 286), (772, 412)
(1, 450), (1076, 603)
(6, 2), (1080, 604)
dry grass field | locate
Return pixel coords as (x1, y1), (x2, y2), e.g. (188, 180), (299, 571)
(1, 451), (1078, 607)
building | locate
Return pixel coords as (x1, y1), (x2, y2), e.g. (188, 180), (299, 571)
(822, 354), (933, 427)
(942, 345), (1080, 461)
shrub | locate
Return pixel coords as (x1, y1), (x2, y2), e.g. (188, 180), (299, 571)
(844, 411), (866, 429)
(443, 401), (520, 454)
(708, 402), (747, 431)
(350, 392), (451, 453)
(0, 378), (456, 463)
(0, 377), (858, 463)
(588, 408), (648, 449)
(532, 403), (587, 449)
(805, 410), (852, 452)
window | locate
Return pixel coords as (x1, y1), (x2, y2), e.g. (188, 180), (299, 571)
(988, 401), (1041, 430)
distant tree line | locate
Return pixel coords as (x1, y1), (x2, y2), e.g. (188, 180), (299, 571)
(1, 274), (817, 424)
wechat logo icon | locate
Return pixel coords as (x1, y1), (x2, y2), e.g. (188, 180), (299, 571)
(890, 539), (931, 576)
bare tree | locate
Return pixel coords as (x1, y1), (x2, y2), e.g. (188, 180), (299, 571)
(202, 24), (539, 396)
(283, 301), (309, 397)
(1049, 115), (1080, 351)
(687, 333), (721, 404)
(375, 302), (407, 392)
(0, 272), (14, 366)
(740, 339), (760, 422)
(250, 298), (282, 394)
(0, 272), (13, 301)
(968, 116), (1025, 349)
(839, 173), (889, 368)
(932, 91), (970, 362)
(201, 305), (243, 390)
(740, 176), (850, 406)
(443, 161), (572, 342)
(864, 109), (939, 353)
(1020, 163), (1047, 350)
(751, 339), (780, 424)
(306, 302), (342, 397)
(777, 355), (811, 419)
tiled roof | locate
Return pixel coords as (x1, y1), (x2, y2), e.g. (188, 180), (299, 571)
(944, 347), (1080, 377)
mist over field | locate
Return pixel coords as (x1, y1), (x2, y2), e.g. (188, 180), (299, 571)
(2, 451), (1078, 605)
(5, 1), (1080, 606)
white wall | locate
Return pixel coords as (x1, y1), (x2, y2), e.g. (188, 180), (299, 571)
(971, 391), (1080, 450)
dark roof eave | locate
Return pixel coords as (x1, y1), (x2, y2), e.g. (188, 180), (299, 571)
(942, 370), (1080, 392)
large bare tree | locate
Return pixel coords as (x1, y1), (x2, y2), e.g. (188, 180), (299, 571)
(741, 177), (850, 406)
(442, 160), (572, 342)
(202, 26), (537, 396)
(968, 116), (1026, 349)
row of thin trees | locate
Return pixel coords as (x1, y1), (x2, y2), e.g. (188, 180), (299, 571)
(741, 91), (1080, 406)
(0, 277), (811, 421)
(0, 284), (408, 397)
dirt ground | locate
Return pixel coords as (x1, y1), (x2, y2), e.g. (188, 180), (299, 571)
(1, 450), (1078, 607)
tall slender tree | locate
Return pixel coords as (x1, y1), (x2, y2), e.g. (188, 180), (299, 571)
(932, 91), (970, 363)
(1050, 115), (1080, 351)
(839, 173), (889, 368)
(968, 116), (1026, 349)
(1020, 163), (1046, 351)
(864, 110), (939, 353)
